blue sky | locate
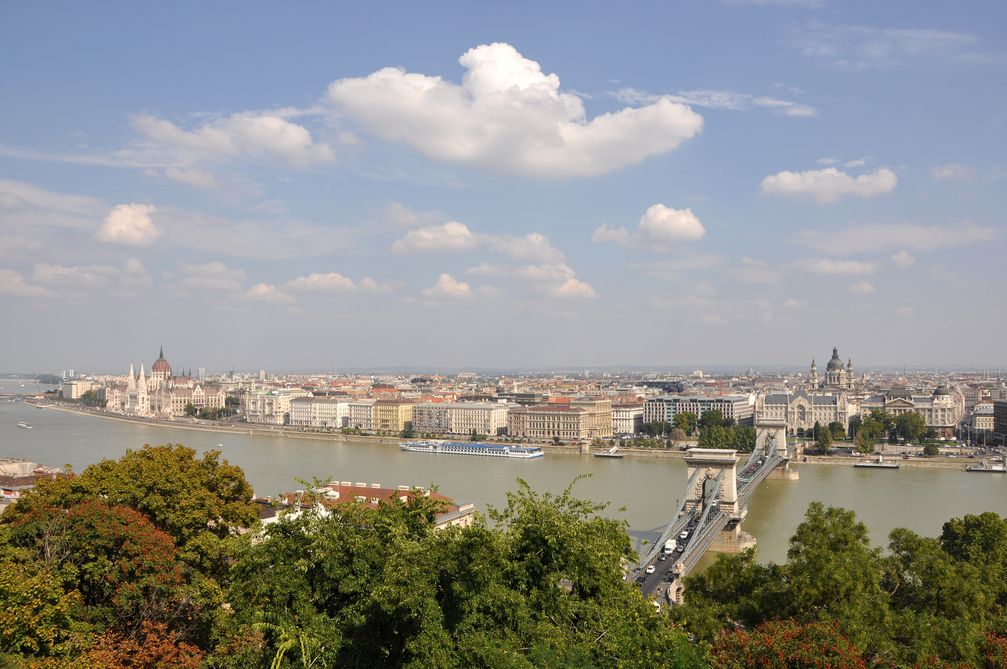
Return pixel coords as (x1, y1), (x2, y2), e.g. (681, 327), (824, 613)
(1, 1), (1005, 372)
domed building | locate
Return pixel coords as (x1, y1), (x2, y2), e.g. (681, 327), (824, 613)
(810, 347), (855, 391)
(151, 346), (172, 389)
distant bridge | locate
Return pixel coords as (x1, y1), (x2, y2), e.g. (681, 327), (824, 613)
(633, 420), (796, 603)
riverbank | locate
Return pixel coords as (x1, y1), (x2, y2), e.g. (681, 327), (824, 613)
(27, 402), (991, 471)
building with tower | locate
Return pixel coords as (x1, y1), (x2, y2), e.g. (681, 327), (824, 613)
(106, 348), (225, 418)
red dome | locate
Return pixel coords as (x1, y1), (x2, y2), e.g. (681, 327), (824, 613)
(152, 347), (172, 374)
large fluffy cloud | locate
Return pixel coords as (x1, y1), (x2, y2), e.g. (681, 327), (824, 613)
(760, 167), (897, 203)
(466, 262), (595, 299)
(96, 203), (160, 246)
(327, 43), (703, 178)
(593, 204), (705, 249)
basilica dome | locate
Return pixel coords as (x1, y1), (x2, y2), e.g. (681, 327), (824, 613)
(826, 347), (844, 371)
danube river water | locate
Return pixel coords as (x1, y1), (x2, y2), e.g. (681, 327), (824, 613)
(2, 384), (1005, 564)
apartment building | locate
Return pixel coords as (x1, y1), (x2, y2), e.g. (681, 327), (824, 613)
(373, 399), (414, 432)
(507, 398), (612, 441)
(412, 402), (509, 436)
(643, 394), (755, 425)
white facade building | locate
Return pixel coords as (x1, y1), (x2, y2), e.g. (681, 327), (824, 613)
(612, 404), (644, 435)
(244, 388), (311, 425)
(348, 399), (377, 431)
(289, 396), (350, 428)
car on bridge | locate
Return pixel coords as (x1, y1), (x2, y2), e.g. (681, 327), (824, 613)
(679, 530), (689, 539)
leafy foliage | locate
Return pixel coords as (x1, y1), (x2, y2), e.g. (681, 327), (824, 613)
(676, 503), (1007, 668)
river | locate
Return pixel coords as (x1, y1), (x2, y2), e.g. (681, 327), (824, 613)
(2, 382), (1005, 564)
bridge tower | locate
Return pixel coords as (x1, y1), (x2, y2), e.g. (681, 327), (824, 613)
(756, 418), (799, 480)
(683, 448), (739, 516)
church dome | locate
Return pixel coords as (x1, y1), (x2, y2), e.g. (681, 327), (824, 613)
(933, 385), (951, 396)
(826, 347), (844, 371)
(152, 347), (172, 375)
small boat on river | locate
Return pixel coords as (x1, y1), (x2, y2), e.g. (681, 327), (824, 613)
(854, 455), (899, 469)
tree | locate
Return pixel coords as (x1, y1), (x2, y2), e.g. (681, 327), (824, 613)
(400, 426), (415, 438)
(923, 443), (940, 457)
(79, 389), (106, 408)
(699, 410), (726, 430)
(5, 444), (258, 577)
(674, 412), (698, 436)
(670, 427), (687, 443)
(6, 501), (184, 631)
(698, 424), (732, 450)
(184, 403), (197, 417)
(731, 425), (756, 453)
(712, 620), (868, 669)
(87, 621), (204, 669)
(220, 479), (706, 669)
(848, 415), (862, 440)
(895, 412), (926, 444)
(642, 421), (672, 437)
(815, 424), (833, 452)
(0, 560), (80, 658)
(854, 429), (874, 454)
(828, 421), (846, 441)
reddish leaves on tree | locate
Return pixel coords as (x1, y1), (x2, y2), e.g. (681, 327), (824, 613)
(712, 619), (868, 669)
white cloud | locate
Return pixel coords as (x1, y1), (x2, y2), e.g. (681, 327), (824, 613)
(593, 204), (705, 249)
(29, 259), (150, 296)
(392, 221), (476, 253)
(932, 163), (975, 180)
(131, 112), (335, 168)
(0, 179), (102, 231)
(161, 167), (219, 189)
(286, 272), (356, 292)
(327, 42), (703, 178)
(801, 222), (996, 255)
(850, 281), (876, 294)
(0, 234), (42, 255)
(546, 276), (595, 299)
(33, 262), (120, 287)
(96, 203), (160, 246)
(788, 23), (995, 69)
(612, 87), (817, 118)
(378, 202), (442, 228)
(244, 283), (296, 304)
(285, 272), (396, 293)
(783, 298), (806, 309)
(844, 158), (867, 167)
(464, 262), (595, 299)
(0, 269), (48, 297)
(487, 232), (565, 264)
(891, 250), (916, 269)
(177, 261), (245, 292)
(422, 273), (473, 299)
(760, 167), (897, 203)
(796, 258), (876, 275)
(731, 257), (783, 284)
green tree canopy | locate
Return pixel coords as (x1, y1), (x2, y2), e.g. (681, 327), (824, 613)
(673, 412), (698, 435)
(894, 412), (927, 443)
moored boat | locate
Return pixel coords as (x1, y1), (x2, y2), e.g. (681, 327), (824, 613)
(854, 455), (899, 469)
(400, 440), (544, 459)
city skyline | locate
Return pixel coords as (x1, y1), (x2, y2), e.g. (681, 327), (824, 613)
(2, 2), (1005, 370)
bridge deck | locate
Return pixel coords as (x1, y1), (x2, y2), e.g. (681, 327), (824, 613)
(636, 449), (789, 598)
